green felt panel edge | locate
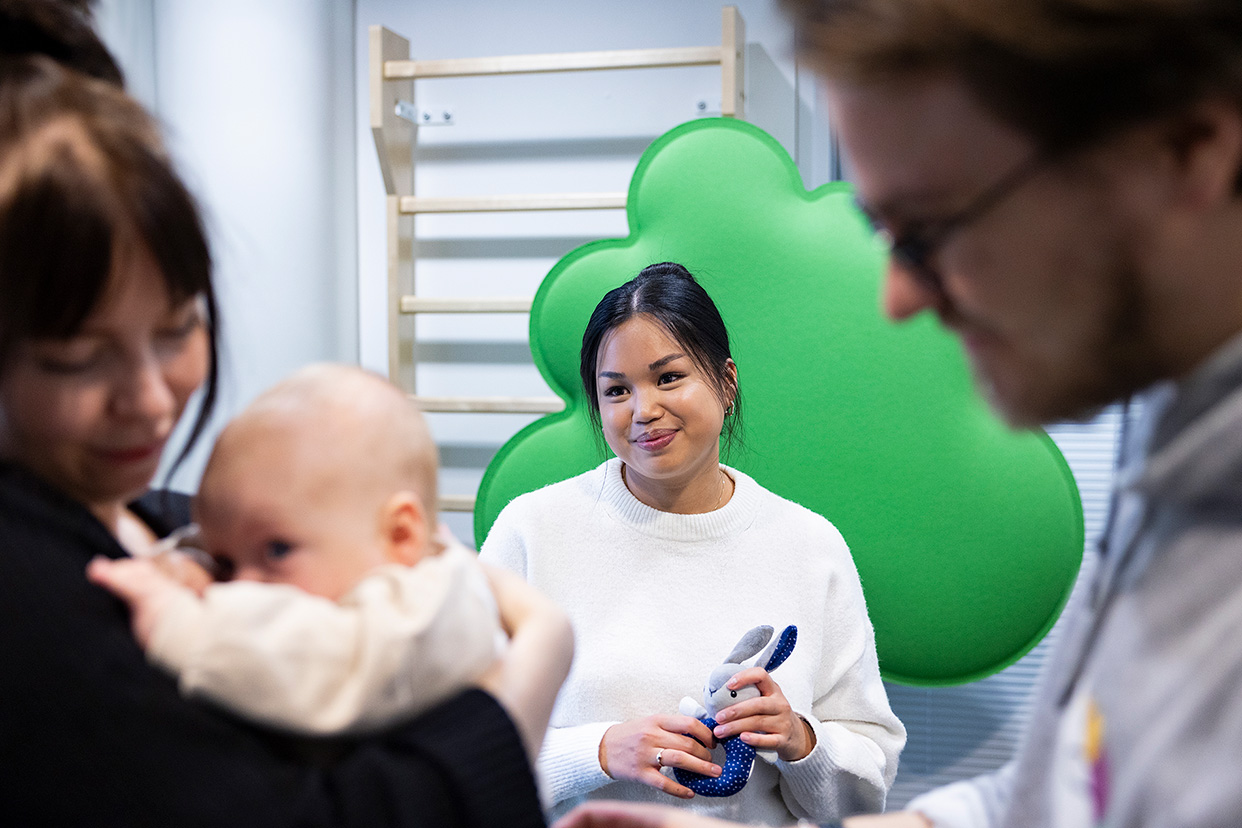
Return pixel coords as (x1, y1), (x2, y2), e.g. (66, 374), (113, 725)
(474, 118), (1084, 687)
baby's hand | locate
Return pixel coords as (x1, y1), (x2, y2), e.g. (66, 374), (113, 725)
(148, 549), (215, 595)
(86, 556), (198, 649)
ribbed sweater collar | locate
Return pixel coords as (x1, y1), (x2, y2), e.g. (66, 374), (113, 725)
(598, 457), (760, 541)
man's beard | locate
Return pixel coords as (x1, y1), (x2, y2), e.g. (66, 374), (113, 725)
(945, 251), (1174, 428)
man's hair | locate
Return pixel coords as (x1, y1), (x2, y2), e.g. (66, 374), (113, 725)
(782, 0), (1242, 156)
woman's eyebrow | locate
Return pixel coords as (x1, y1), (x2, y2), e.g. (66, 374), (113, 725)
(649, 353), (685, 371)
(598, 353), (685, 380)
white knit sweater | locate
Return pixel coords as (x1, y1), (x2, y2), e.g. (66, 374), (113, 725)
(480, 458), (905, 824)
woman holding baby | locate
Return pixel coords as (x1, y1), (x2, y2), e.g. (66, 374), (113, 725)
(0, 10), (551, 826)
(481, 262), (906, 824)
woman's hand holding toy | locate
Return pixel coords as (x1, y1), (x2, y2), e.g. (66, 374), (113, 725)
(711, 666), (815, 762)
(600, 715), (721, 799)
(674, 624), (799, 796)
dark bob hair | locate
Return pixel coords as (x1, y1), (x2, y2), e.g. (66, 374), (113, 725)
(579, 261), (742, 453)
(0, 0), (124, 86)
(0, 56), (218, 473)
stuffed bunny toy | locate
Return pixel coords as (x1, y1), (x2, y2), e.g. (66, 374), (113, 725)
(673, 624), (797, 797)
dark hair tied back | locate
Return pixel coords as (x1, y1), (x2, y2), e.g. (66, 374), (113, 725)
(579, 262), (742, 456)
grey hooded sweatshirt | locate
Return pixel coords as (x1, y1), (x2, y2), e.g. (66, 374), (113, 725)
(911, 333), (1242, 828)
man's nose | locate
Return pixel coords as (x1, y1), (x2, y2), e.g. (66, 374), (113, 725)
(881, 259), (941, 322)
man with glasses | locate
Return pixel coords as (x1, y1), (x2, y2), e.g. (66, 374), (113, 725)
(555, 1), (1242, 827)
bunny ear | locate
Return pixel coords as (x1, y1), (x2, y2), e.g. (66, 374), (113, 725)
(758, 625), (797, 672)
(724, 625), (774, 665)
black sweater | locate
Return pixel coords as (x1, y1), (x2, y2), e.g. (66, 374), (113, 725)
(0, 462), (545, 828)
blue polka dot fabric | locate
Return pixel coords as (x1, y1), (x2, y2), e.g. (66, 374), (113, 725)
(766, 626), (797, 671)
(673, 717), (757, 797)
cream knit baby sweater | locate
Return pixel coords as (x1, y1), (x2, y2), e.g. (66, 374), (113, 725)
(147, 542), (502, 735)
(480, 458), (905, 824)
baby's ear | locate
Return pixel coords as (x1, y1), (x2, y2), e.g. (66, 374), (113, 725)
(380, 491), (430, 566)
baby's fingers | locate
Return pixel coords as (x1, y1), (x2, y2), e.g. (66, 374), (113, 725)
(87, 556), (189, 648)
(149, 551), (214, 594)
(86, 556), (164, 604)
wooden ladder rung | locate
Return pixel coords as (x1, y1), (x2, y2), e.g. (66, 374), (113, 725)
(400, 297), (532, 314)
(438, 494), (476, 513)
(412, 395), (566, 414)
(399, 193), (626, 214)
(384, 45), (724, 80)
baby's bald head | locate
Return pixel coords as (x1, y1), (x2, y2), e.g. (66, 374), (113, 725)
(233, 364), (438, 516)
(196, 364), (441, 599)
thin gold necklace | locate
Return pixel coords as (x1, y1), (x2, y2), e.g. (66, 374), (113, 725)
(621, 466), (732, 512)
(714, 468), (732, 511)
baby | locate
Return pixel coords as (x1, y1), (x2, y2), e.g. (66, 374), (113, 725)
(88, 363), (572, 759)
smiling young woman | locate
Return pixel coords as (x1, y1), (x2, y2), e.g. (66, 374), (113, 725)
(480, 262), (905, 825)
(594, 314), (736, 514)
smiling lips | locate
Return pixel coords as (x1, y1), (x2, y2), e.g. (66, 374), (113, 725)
(95, 440), (165, 465)
(635, 429), (676, 451)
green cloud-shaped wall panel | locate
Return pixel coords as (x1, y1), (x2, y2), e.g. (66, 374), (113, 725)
(474, 118), (1083, 686)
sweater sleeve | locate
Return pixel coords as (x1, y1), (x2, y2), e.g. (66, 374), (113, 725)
(478, 502), (528, 575)
(775, 537), (907, 822)
(536, 720), (619, 806)
(147, 549), (502, 735)
(904, 762), (1016, 827)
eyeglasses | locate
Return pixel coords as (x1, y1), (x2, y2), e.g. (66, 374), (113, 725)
(855, 153), (1050, 295)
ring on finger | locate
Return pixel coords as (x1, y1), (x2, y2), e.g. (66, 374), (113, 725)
(655, 748), (665, 768)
